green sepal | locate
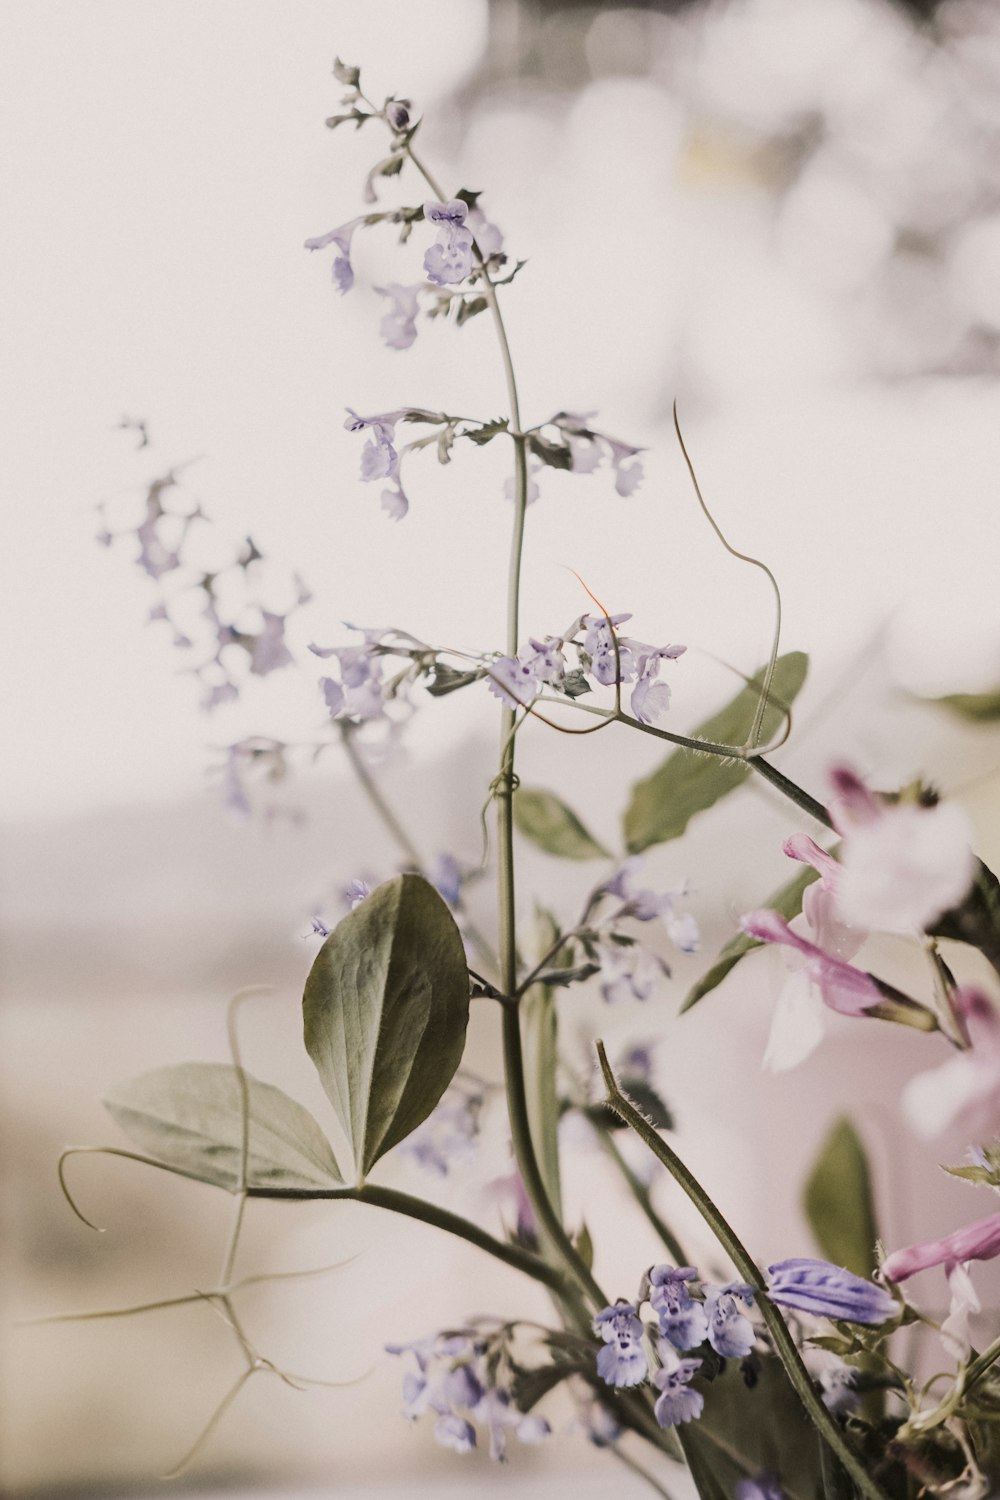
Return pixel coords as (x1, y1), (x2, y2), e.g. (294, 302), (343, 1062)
(624, 651), (809, 855)
(103, 1063), (343, 1192)
(302, 874), (470, 1181)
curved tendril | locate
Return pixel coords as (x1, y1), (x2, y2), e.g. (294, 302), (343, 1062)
(160, 1366), (255, 1480)
(230, 1255), (359, 1294)
(673, 403), (783, 751)
(568, 569), (623, 716)
(58, 1146), (217, 1232)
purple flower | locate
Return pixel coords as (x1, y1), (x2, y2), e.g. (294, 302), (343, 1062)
(423, 199), (474, 285)
(344, 407), (406, 483)
(344, 878), (372, 910)
(304, 216), (363, 294)
(502, 465), (541, 505)
(487, 654), (541, 709)
(249, 609), (294, 676)
(882, 1210), (1000, 1284)
(597, 941), (667, 1005)
(400, 1084), (481, 1176)
(593, 1303), (649, 1388)
(380, 484), (409, 521)
(430, 852), (463, 908)
(649, 1266), (709, 1350)
(630, 643), (686, 725)
(468, 205), (504, 260)
(736, 1475), (785, 1500)
(583, 613), (635, 686)
(607, 437), (644, 496)
(652, 1356), (703, 1427)
(767, 1259), (895, 1324)
(434, 1413), (476, 1453)
(376, 282), (422, 351)
(704, 1283), (756, 1358)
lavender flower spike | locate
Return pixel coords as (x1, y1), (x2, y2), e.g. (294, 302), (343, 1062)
(649, 1266), (709, 1351)
(767, 1259), (896, 1323)
(882, 1210), (1000, 1283)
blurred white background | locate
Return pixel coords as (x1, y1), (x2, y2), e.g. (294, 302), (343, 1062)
(4, 0), (1000, 1494)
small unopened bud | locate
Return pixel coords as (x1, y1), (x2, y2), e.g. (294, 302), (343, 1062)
(386, 99), (411, 131)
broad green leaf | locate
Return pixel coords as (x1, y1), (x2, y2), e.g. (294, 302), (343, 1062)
(680, 862), (820, 1013)
(804, 1117), (878, 1278)
(934, 687), (1000, 722)
(302, 874), (470, 1180)
(694, 1354), (819, 1500)
(103, 1063), (343, 1192)
(514, 787), (610, 861)
(623, 651), (809, 854)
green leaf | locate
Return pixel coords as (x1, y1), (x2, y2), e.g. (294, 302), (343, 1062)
(425, 664), (484, 697)
(103, 1063), (343, 1192)
(803, 1117), (879, 1278)
(527, 432), (573, 470)
(680, 861), (820, 1013)
(464, 417), (508, 446)
(455, 296), (489, 326)
(934, 687), (1000, 722)
(332, 57), (360, 87)
(623, 651), (809, 855)
(574, 1220), (593, 1270)
(302, 874), (470, 1181)
(694, 1354), (819, 1500)
(513, 787), (610, 860)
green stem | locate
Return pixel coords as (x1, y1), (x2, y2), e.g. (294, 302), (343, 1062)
(748, 755), (831, 828)
(339, 721), (424, 869)
(595, 1042), (893, 1500)
(243, 1182), (573, 1298)
(405, 135), (605, 1314)
(965, 1333), (1000, 1393)
(610, 1440), (678, 1499)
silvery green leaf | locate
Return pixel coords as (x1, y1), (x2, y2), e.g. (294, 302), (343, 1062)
(934, 687), (1000, 721)
(513, 787), (610, 860)
(623, 651), (809, 854)
(332, 58), (360, 87)
(527, 433), (573, 470)
(302, 874), (470, 1180)
(103, 1063), (343, 1192)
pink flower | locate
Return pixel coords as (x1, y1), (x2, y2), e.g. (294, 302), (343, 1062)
(902, 988), (1000, 1141)
(829, 766), (975, 935)
(881, 1210), (1000, 1283)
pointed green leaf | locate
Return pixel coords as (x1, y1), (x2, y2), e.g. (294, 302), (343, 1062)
(302, 874), (470, 1180)
(804, 1117), (879, 1278)
(513, 787), (610, 860)
(623, 651), (809, 854)
(680, 861), (820, 1013)
(693, 1355), (819, 1500)
(103, 1063), (343, 1192)
(934, 687), (1000, 722)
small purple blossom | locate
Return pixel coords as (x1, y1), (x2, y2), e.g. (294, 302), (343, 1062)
(597, 941), (667, 1004)
(652, 1356), (703, 1427)
(649, 1266), (709, 1351)
(704, 1283), (756, 1359)
(344, 407), (406, 483)
(434, 1413), (477, 1453)
(249, 609), (294, 676)
(740, 909), (882, 1017)
(385, 99), (411, 132)
(468, 205), (504, 260)
(344, 878), (372, 909)
(593, 1302), (649, 1388)
(304, 216), (363, 294)
(400, 1084), (482, 1176)
(376, 282), (422, 351)
(766, 1259), (895, 1324)
(423, 199), (474, 285)
(380, 484), (409, 521)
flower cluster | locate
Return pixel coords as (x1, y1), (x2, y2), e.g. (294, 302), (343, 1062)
(487, 612), (686, 728)
(387, 1329), (550, 1460)
(591, 1257), (893, 1428)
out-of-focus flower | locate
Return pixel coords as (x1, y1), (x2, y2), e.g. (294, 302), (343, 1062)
(423, 200), (474, 285)
(400, 1084), (482, 1176)
(468, 205), (504, 260)
(829, 766), (975, 935)
(385, 99), (411, 132)
(304, 216), (364, 294)
(376, 282), (422, 351)
(902, 988), (1000, 1141)
(766, 1259), (895, 1324)
(742, 910), (881, 1019)
(596, 941), (668, 1004)
(593, 1303), (649, 1388)
(652, 1353), (703, 1427)
(736, 1476), (785, 1500)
